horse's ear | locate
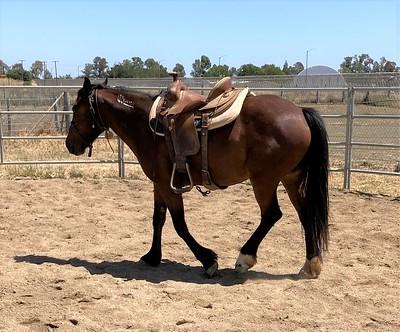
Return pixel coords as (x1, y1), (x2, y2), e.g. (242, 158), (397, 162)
(103, 78), (108, 86)
(83, 77), (91, 92)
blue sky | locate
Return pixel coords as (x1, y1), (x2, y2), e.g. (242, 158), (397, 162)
(0, 0), (399, 76)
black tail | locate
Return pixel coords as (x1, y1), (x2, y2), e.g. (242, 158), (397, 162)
(300, 108), (329, 254)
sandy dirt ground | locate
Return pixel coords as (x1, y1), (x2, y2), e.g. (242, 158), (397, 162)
(0, 178), (399, 331)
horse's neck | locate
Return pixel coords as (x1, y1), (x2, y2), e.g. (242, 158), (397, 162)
(101, 91), (156, 178)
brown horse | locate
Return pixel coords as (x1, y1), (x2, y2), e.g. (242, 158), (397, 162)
(66, 77), (329, 278)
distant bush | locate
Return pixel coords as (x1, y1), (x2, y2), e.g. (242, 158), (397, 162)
(6, 67), (32, 82)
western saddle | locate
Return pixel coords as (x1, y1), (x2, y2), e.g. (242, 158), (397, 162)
(157, 73), (242, 194)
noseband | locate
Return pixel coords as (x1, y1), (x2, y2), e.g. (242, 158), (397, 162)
(70, 88), (109, 157)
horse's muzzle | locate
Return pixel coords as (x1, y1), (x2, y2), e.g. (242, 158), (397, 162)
(65, 138), (85, 156)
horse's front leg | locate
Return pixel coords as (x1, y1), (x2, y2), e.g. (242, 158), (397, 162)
(141, 184), (167, 266)
(164, 189), (218, 277)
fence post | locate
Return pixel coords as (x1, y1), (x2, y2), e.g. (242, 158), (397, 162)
(54, 101), (59, 131)
(63, 91), (71, 132)
(0, 112), (4, 163)
(343, 87), (354, 190)
(118, 137), (125, 177)
(6, 98), (11, 136)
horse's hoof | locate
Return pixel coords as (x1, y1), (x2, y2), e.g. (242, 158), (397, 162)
(298, 256), (322, 279)
(140, 252), (161, 267)
(205, 262), (218, 278)
(235, 253), (257, 273)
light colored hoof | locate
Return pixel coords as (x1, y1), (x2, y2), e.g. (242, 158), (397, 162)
(205, 262), (218, 278)
(299, 256), (322, 279)
(235, 253), (257, 273)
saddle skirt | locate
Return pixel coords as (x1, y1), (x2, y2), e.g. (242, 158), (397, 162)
(149, 87), (249, 136)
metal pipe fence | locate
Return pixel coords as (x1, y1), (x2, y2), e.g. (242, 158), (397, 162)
(0, 86), (399, 190)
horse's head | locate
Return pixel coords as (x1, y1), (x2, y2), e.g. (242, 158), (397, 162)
(66, 77), (108, 156)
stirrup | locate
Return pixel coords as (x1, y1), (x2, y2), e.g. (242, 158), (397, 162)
(170, 162), (194, 194)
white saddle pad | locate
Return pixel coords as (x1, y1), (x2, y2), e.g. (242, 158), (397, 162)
(149, 88), (249, 135)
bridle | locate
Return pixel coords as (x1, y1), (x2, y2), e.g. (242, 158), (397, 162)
(69, 88), (111, 157)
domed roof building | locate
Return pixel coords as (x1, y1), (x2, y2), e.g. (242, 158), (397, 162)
(294, 65), (347, 88)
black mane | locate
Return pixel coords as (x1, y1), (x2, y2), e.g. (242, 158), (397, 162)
(106, 86), (159, 101)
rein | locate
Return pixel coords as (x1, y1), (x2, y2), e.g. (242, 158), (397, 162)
(69, 120), (95, 157)
(89, 89), (115, 155)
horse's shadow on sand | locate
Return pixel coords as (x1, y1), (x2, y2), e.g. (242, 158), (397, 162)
(15, 255), (301, 286)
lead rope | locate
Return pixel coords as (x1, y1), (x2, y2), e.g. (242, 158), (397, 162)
(95, 90), (115, 154)
(88, 89), (115, 156)
(104, 130), (115, 153)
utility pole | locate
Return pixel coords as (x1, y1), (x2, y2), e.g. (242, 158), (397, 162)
(305, 48), (315, 87)
(53, 60), (59, 84)
(218, 55), (224, 77)
(19, 59), (25, 81)
(42, 61), (47, 86)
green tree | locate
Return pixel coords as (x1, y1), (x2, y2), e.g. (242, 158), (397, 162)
(261, 64), (284, 75)
(282, 60), (290, 74)
(7, 63), (32, 81)
(339, 56), (353, 73)
(109, 57), (168, 78)
(82, 57), (108, 78)
(351, 54), (374, 73)
(339, 54), (375, 73)
(191, 55), (211, 77)
(173, 63), (186, 77)
(372, 57), (398, 72)
(204, 64), (230, 77)
(0, 59), (8, 75)
(291, 62), (304, 74)
(92, 56), (108, 78)
(43, 67), (52, 79)
(109, 59), (134, 78)
(237, 64), (263, 76)
(30, 60), (43, 79)
(59, 74), (72, 79)
(228, 67), (237, 77)
(131, 57), (144, 70)
(282, 61), (304, 75)
(82, 63), (95, 77)
(144, 58), (168, 77)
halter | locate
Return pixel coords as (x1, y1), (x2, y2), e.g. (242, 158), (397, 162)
(70, 88), (113, 157)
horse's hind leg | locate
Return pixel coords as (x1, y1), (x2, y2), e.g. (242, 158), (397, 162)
(236, 181), (282, 272)
(282, 172), (322, 278)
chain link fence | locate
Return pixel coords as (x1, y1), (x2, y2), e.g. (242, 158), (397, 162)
(32, 72), (400, 88)
(0, 82), (399, 190)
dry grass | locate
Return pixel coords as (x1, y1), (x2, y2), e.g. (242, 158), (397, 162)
(1, 136), (399, 197)
(329, 172), (400, 197)
(0, 137), (145, 180)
